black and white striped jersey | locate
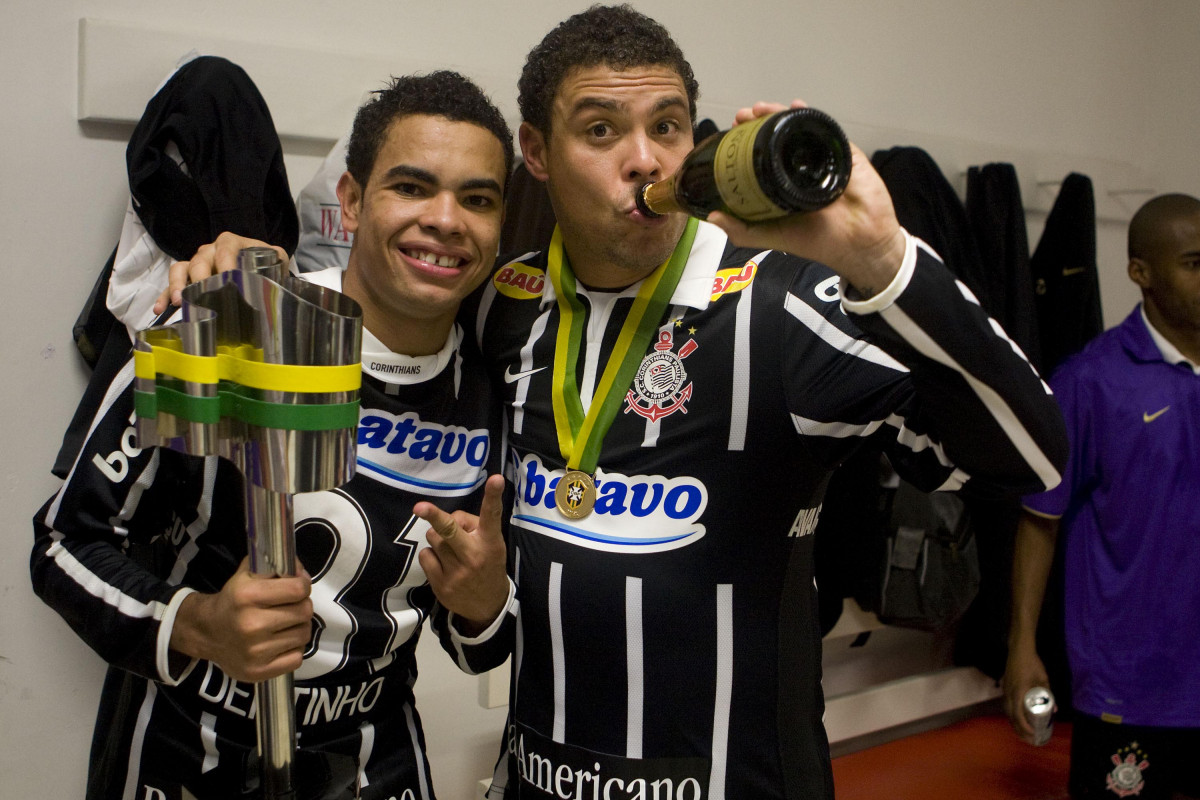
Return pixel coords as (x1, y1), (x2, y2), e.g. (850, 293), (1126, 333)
(31, 269), (500, 800)
(443, 224), (1066, 800)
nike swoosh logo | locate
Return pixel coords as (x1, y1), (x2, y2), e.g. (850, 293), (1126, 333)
(504, 365), (547, 383)
(1143, 406), (1170, 423)
(1062, 267), (1087, 276)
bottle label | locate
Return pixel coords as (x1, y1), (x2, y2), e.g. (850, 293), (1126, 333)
(713, 115), (787, 221)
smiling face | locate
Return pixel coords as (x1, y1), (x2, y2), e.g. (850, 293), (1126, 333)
(520, 64), (693, 288)
(339, 114), (506, 354)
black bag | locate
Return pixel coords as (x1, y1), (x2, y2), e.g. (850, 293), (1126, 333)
(876, 480), (981, 631)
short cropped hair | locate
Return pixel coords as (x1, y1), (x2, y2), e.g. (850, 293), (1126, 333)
(1128, 193), (1200, 260)
(345, 70), (514, 192)
(518, 4), (700, 137)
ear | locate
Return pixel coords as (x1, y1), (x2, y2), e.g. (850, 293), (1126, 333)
(336, 171), (363, 234)
(519, 122), (550, 183)
(1128, 257), (1151, 289)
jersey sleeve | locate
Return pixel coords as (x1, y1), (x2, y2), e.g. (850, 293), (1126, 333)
(783, 231), (1068, 496)
(1021, 359), (1090, 516)
(428, 578), (518, 675)
(30, 354), (204, 684)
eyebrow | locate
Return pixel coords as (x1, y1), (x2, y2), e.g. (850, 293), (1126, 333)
(570, 95), (689, 118)
(460, 177), (504, 195)
(380, 164), (502, 195)
(382, 164), (436, 184)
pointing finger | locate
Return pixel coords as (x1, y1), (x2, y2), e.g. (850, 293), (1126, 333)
(478, 475), (505, 539)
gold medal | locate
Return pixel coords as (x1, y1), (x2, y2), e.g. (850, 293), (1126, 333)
(545, 219), (698, 522)
(555, 470), (597, 519)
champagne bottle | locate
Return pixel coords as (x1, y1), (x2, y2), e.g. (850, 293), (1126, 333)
(636, 107), (852, 222)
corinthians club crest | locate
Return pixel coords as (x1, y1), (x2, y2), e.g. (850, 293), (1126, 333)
(1105, 745), (1150, 798)
(625, 326), (697, 422)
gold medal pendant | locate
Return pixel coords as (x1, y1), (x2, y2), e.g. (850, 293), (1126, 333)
(555, 470), (597, 519)
(545, 219), (698, 525)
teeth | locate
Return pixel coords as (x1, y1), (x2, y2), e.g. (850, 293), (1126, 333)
(410, 250), (461, 268)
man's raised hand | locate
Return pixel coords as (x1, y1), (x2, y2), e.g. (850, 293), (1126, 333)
(416, 474), (510, 636)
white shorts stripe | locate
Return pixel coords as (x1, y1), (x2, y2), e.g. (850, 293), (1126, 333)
(357, 722), (375, 789)
(625, 576), (644, 759)
(200, 712), (219, 774)
(122, 681), (157, 800)
(709, 584), (734, 800)
(549, 562), (566, 743)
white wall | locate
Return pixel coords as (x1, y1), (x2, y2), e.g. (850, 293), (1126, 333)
(3, 2), (1197, 798)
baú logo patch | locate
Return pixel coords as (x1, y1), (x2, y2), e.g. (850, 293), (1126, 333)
(493, 262), (546, 300)
(710, 260), (757, 301)
(624, 327), (697, 423)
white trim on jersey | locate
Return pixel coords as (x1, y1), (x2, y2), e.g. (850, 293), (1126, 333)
(157, 588), (199, 684)
(838, 231), (920, 316)
(200, 712), (219, 773)
(784, 291), (908, 373)
(45, 357), (139, 528)
(580, 285), (642, 411)
(985, 314), (1053, 394)
(474, 279), (500, 355)
(549, 562), (567, 743)
(510, 306), (552, 436)
(123, 681), (158, 800)
(709, 584), (734, 800)
(358, 722), (375, 790)
(513, 546), (524, 709)
(166, 456), (216, 584)
(401, 703), (435, 800)
(116, 448), (163, 537)
(672, 223), (731, 309)
(729, 276), (754, 452)
(876, 302), (1063, 490)
(625, 576), (644, 759)
(45, 534), (171, 624)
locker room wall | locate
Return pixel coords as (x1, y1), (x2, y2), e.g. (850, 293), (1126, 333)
(2, 2), (1196, 798)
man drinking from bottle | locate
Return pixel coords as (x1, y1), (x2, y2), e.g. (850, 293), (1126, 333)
(162, 7), (1070, 798)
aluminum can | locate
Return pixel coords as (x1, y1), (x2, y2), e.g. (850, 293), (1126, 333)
(1023, 686), (1055, 746)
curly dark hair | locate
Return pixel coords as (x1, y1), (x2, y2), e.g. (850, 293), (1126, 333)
(345, 70), (514, 192)
(518, 4), (700, 137)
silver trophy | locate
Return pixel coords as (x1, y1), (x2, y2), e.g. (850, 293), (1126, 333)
(134, 248), (362, 799)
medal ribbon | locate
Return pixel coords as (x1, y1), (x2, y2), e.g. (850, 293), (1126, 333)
(547, 217), (698, 473)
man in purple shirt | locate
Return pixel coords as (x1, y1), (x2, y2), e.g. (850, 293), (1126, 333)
(1004, 193), (1200, 800)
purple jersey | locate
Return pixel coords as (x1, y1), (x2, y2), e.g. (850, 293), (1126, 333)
(1024, 307), (1200, 726)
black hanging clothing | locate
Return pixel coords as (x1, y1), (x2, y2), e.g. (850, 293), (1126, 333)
(1029, 173), (1103, 375)
(956, 164), (1040, 680)
(125, 55), (298, 263)
(872, 147), (988, 299)
(71, 56), (297, 373)
(965, 163), (1040, 365)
